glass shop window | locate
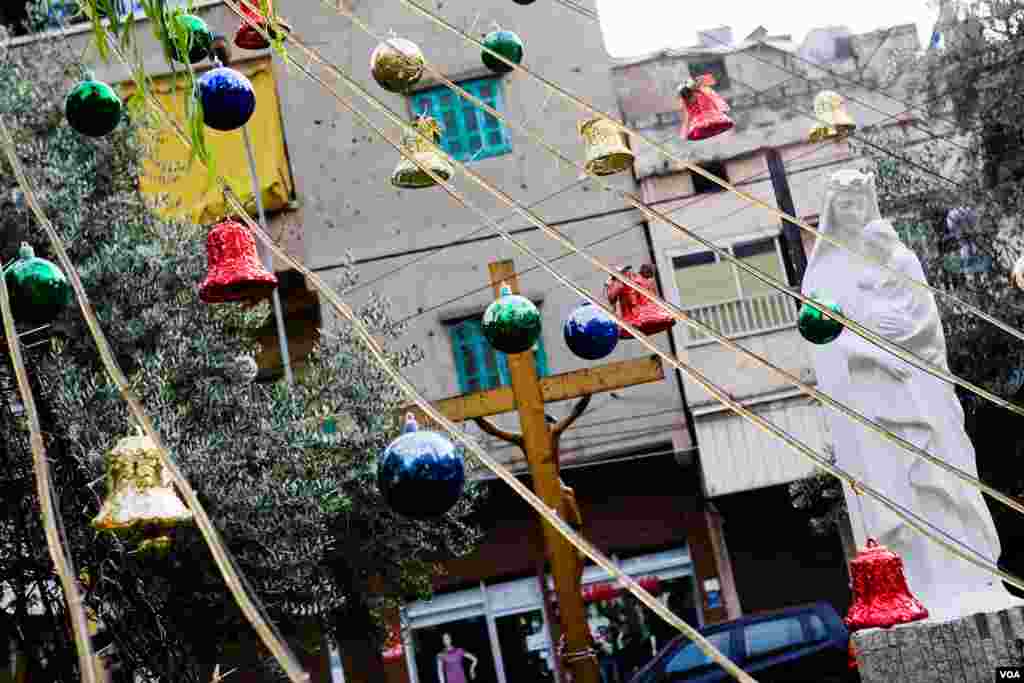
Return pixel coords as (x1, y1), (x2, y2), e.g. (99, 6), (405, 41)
(412, 617), (497, 683)
(583, 575), (700, 682)
(410, 77), (513, 163)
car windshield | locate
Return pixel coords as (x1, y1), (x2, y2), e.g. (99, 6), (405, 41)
(632, 630), (730, 681)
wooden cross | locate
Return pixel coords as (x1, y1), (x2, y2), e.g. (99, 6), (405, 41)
(408, 260), (665, 683)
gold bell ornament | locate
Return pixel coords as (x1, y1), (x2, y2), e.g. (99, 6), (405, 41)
(370, 35), (425, 93)
(91, 427), (194, 555)
(808, 90), (857, 143)
(390, 115), (454, 189)
(578, 117), (634, 176)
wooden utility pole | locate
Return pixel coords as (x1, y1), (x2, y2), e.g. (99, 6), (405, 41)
(408, 259), (668, 683)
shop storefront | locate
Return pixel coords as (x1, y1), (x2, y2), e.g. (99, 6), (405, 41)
(400, 546), (698, 683)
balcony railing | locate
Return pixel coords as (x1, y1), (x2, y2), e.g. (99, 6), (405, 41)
(681, 291), (798, 345)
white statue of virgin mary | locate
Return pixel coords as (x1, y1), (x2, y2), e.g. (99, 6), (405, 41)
(802, 169), (1014, 620)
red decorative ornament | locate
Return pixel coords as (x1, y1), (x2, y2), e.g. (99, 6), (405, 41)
(381, 623), (403, 662)
(845, 539), (928, 631)
(233, 0), (291, 50)
(199, 220), (278, 304)
(678, 74), (734, 141)
(582, 575), (661, 603)
(606, 265), (675, 339)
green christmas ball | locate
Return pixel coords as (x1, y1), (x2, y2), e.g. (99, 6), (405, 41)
(3, 243), (71, 327)
(482, 284), (541, 354)
(169, 14), (213, 64)
(65, 79), (123, 138)
(797, 295), (844, 345)
(481, 30), (524, 74)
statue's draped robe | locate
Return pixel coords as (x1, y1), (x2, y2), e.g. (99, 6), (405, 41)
(802, 178), (1002, 611)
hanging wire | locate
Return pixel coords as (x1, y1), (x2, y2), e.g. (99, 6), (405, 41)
(214, 22), (1024, 653)
(228, 0), (1024, 533)
(380, 0), (1024, 400)
(217, 3), (1024, 527)
(0, 256), (97, 682)
(550, 0), (1024, 153)
(324, 72), (811, 286)
(76, 13), (1024, 683)
(391, 143), (838, 328)
(295, 18), (1024, 517)
(285, 15), (1024, 433)
(234, 0), (1024, 587)
(0, 114), (310, 683)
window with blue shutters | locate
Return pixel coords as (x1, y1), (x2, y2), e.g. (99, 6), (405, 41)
(410, 77), (513, 163)
(447, 316), (548, 394)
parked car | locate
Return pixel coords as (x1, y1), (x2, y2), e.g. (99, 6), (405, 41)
(628, 601), (858, 683)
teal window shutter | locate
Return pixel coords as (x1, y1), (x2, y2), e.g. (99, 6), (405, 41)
(495, 333), (548, 387)
(497, 351), (510, 386)
(409, 77), (512, 163)
(449, 320), (482, 394)
(533, 332), (549, 378)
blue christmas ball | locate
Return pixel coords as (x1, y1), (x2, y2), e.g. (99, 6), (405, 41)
(197, 67), (256, 132)
(377, 414), (465, 519)
(563, 300), (619, 360)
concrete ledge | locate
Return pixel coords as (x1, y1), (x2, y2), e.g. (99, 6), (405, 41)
(853, 607), (1024, 683)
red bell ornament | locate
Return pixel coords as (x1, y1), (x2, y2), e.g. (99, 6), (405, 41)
(605, 265), (675, 339)
(845, 539), (928, 631)
(678, 74), (734, 141)
(199, 220), (278, 304)
(233, 0), (292, 50)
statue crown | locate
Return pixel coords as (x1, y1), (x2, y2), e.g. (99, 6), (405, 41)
(826, 169), (875, 192)
(814, 90), (843, 113)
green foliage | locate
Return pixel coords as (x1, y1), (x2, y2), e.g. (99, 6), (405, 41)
(0, 24), (483, 683)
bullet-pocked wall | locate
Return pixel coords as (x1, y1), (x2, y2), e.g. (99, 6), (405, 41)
(30, 0), (690, 467)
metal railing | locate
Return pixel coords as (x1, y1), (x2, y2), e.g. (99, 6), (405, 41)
(682, 291), (798, 345)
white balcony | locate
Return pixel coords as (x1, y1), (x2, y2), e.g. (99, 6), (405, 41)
(681, 290), (798, 346)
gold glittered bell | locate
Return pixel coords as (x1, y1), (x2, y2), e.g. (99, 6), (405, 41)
(390, 115), (454, 189)
(809, 90), (857, 143)
(579, 117), (634, 176)
(92, 427), (193, 555)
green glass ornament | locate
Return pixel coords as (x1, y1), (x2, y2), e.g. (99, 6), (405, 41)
(482, 283), (542, 354)
(65, 78), (123, 138)
(169, 14), (214, 65)
(3, 243), (72, 327)
(798, 295), (844, 345)
(481, 30), (524, 74)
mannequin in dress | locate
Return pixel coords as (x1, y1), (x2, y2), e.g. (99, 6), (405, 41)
(436, 632), (478, 683)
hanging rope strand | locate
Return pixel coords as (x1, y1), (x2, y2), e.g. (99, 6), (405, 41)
(219, 2), (1024, 595)
(0, 114), (310, 683)
(0, 229), (97, 683)
(386, 0), (1024, 352)
(237, 6), (1024, 428)
(219, 2), (1024, 524)
(94, 17), (1024, 683)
